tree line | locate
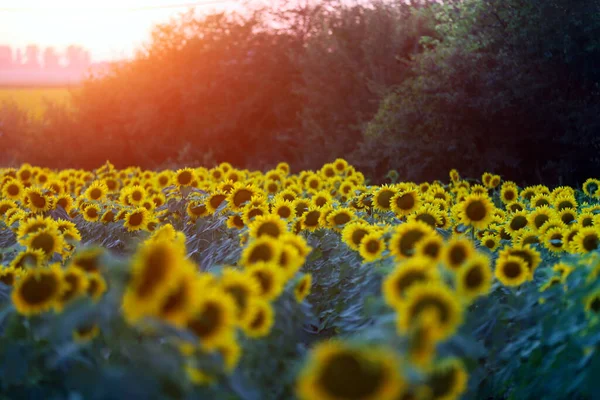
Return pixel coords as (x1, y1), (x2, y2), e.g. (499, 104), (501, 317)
(1, 0), (598, 186)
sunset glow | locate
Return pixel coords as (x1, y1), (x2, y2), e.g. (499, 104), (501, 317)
(0, 0), (239, 61)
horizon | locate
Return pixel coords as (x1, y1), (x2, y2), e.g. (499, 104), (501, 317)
(0, 0), (242, 62)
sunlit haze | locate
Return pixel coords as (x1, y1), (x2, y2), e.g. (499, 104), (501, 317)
(0, 0), (242, 61)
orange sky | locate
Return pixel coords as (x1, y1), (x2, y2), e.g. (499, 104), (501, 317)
(0, 0), (242, 61)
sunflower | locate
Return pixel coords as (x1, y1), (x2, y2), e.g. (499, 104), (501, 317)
(122, 239), (185, 323)
(11, 264), (64, 316)
(409, 204), (443, 229)
(19, 225), (65, 260)
(391, 189), (421, 216)
(276, 243), (305, 277)
(342, 222), (375, 251)
(300, 207), (324, 232)
(186, 288), (237, 350)
(531, 193), (551, 208)
(443, 238), (475, 271)
(373, 185), (397, 212)
(553, 194), (577, 211)
(82, 203), (101, 222)
(248, 214), (288, 239)
(9, 249), (45, 270)
(0, 267), (21, 286)
(326, 208), (355, 230)
(86, 272), (107, 302)
(56, 267), (89, 311)
(481, 172), (493, 187)
(572, 227), (600, 253)
(280, 233), (312, 259)
(584, 290), (600, 316)
(73, 323), (100, 343)
(398, 282), (463, 340)
(186, 200), (209, 220)
(242, 298), (275, 338)
(583, 178), (600, 198)
(512, 229), (539, 247)
(174, 168), (196, 187)
(16, 215), (54, 238)
(205, 190), (228, 214)
(539, 276), (562, 293)
(83, 181), (108, 201)
(156, 261), (199, 328)
(240, 236), (283, 267)
(552, 262), (573, 281)
(271, 199), (294, 221)
(309, 190), (331, 209)
(456, 254), (492, 301)
(228, 183), (260, 212)
(247, 262), (286, 301)
(558, 208), (577, 226)
(291, 198), (311, 219)
(563, 225), (580, 253)
(506, 201), (525, 213)
(457, 194), (495, 230)
(415, 234), (444, 262)
(209, 333), (242, 372)
(296, 341), (404, 400)
(579, 212), (595, 228)
(358, 233), (386, 262)
(426, 358), (468, 400)
(389, 221), (435, 260)
(1, 178), (24, 200)
(479, 233), (500, 251)
(295, 273), (312, 303)
(542, 226), (565, 253)
(123, 207), (150, 231)
(24, 187), (51, 212)
(242, 204), (268, 224)
(506, 211), (530, 235)
(495, 255), (528, 287)
(497, 245), (541, 279)
(407, 309), (438, 369)
(227, 214), (245, 230)
(538, 218), (566, 237)
(320, 163), (337, 180)
(489, 175), (501, 189)
(220, 267), (260, 326)
(500, 182), (519, 204)
(383, 257), (439, 308)
(448, 169), (460, 183)
(0, 199), (18, 218)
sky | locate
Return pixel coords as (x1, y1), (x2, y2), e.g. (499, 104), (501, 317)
(0, 0), (243, 62)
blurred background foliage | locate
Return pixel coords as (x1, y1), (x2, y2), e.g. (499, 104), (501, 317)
(1, 0), (599, 186)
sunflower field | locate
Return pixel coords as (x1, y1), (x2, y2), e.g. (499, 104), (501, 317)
(1, 160), (600, 399)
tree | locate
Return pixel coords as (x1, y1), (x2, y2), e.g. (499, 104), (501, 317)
(365, 0), (600, 185)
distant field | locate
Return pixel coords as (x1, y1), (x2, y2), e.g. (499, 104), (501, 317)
(0, 87), (72, 117)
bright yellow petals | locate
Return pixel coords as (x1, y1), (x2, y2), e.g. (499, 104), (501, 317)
(495, 255), (529, 287)
(457, 194), (495, 230)
(397, 283), (463, 340)
(389, 221), (435, 260)
(248, 214), (288, 239)
(122, 239), (186, 324)
(456, 254), (492, 300)
(358, 232), (386, 262)
(123, 207), (151, 231)
(12, 264), (64, 316)
(294, 273), (312, 303)
(186, 288), (237, 350)
(242, 298), (275, 338)
(296, 341), (405, 400)
(383, 257), (439, 308)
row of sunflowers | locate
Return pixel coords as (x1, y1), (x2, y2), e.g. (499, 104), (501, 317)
(1, 160), (600, 399)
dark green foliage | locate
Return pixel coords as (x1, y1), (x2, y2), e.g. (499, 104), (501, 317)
(364, 0), (600, 185)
